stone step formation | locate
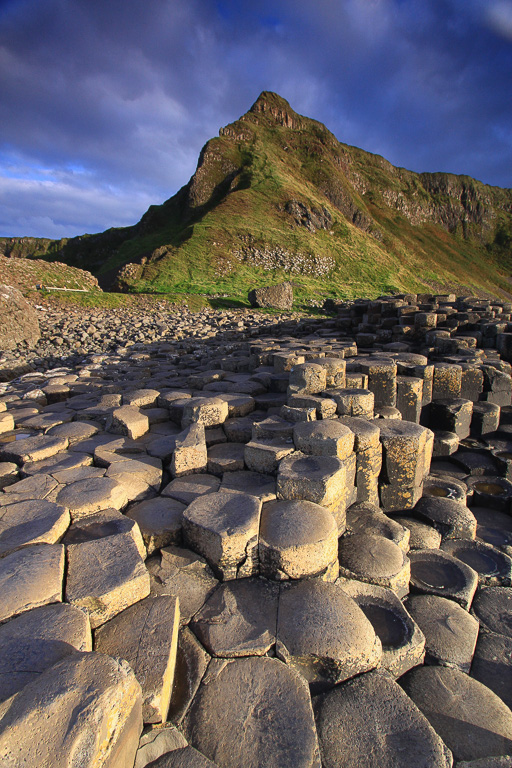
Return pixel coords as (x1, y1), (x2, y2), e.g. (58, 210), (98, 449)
(1, 291), (512, 766)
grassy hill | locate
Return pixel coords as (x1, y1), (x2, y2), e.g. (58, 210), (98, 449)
(2, 91), (512, 303)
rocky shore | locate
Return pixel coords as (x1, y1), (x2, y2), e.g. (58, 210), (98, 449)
(1, 291), (512, 767)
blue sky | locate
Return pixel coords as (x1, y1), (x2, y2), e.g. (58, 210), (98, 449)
(0, 0), (511, 239)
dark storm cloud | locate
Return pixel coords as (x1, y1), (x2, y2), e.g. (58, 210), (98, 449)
(0, 0), (511, 238)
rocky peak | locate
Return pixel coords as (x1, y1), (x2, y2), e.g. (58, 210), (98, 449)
(246, 91), (301, 129)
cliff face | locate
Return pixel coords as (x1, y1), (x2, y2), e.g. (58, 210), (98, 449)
(3, 92), (512, 299)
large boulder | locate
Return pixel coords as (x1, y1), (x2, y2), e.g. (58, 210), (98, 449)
(248, 282), (293, 310)
(0, 284), (40, 350)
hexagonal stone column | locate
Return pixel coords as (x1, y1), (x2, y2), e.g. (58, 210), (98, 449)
(277, 452), (348, 508)
(190, 577), (279, 657)
(414, 495), (477, 539)
(429, 398), (473, 438)
(95, 595), (180, 724)
(405, 594), (479, 672)
(183, 656), (320, 768)
(276, 579), (381, 689)
(471, 586), (512, 636)
(126, 496), (186, 555)
(396, 375), (423, 423)
(329, 388), (374, 418)
(288, 362), (327, 395)
(0, 652), (143, 768)
(0, 543), (65, 623)
(315, 671), (452, 768)
(339, 417), (381, 505)
(181, 397), (229, 428)
(341, 580), (425, 677)
(171, 424), (207, 477)
(432, 363), (462, 399)
(0, 498), (70, 557)
(408, 548), (478, 609)
(293, 420), (354, 459)
(338, 533), (410, 597)
(378, 421), (433, 512)
(259, 499), (338, 581)
(359, 358), (397, 408)
(441, 538), (512, 586)
(107, 405), (149, 439)
(66, 536), (150, 628)
(182, 492), (262, 580)
(401, 666), (512, 762)
(0, 602), (91, 704)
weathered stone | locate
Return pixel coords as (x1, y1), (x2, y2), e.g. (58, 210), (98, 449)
(148, 546), (219, 625)
(471, 586), (512, 636)
(168, 626), (211, 725)
(401, 665), (512, 762)
(220, 470), (276, 501)
(470, 630), (512, 710)
(442, 538), (512, 586)
(56, 476), (128, 520)
(0, 434), (68, 465)
(107, 405), (149, 439)
(405, 593), (479, 671)
(95, 595), (180, 724)
(346, 502), (409, 551)
(338, 533), (410, 596)
(0, 602), (91, 703)
(134, 725), (188, 768)
(408, 548), (478, 609)
(315, 670), (452, 768)
(248, 282), (293, 310)
(66, 536), (150, 628)
(259, 499), (338, 580)
(207, 442), (245, 474)
(430, 398), (473, 438)
(161, 472), (220, 504)
(276, 579), (381, 688)
(126, 496), (186, 555)
(394, 515), (442, 549)
(293, 420), (354, 459)
(329, 388), (374, 418)
(183, 492), (261, 580)
(396, 375), (423, 422)
(62, 507), (146, 559)
(184, 656), (320, 768)
(171, 424), (208, 477)
(0, 652), (143, 768)
(244, 438), (294, 474)
(359, 358), (397, 408)
(0, 498), (69, 557)
(182, 397), (229, 428)
(191, 577), (279, 656)
(414, 495), (477, 539)
(0, 543), (64, 623)
(0, 284), (40, 350)
(288, 363), (327, 395)
(145, 746), (219, 767)
(277, 451), (347, 507)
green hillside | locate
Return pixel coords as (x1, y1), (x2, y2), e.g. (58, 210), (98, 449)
(2, 91), (512, 302)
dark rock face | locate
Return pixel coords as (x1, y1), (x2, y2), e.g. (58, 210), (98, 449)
(248, 282), (293, 310)
(0, 285), (40, 351)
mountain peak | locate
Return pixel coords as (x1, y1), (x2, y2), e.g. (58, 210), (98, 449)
(246, 91), (301, 129)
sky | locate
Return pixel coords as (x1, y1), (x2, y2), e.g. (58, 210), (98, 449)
(1, 0), (511, 240)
